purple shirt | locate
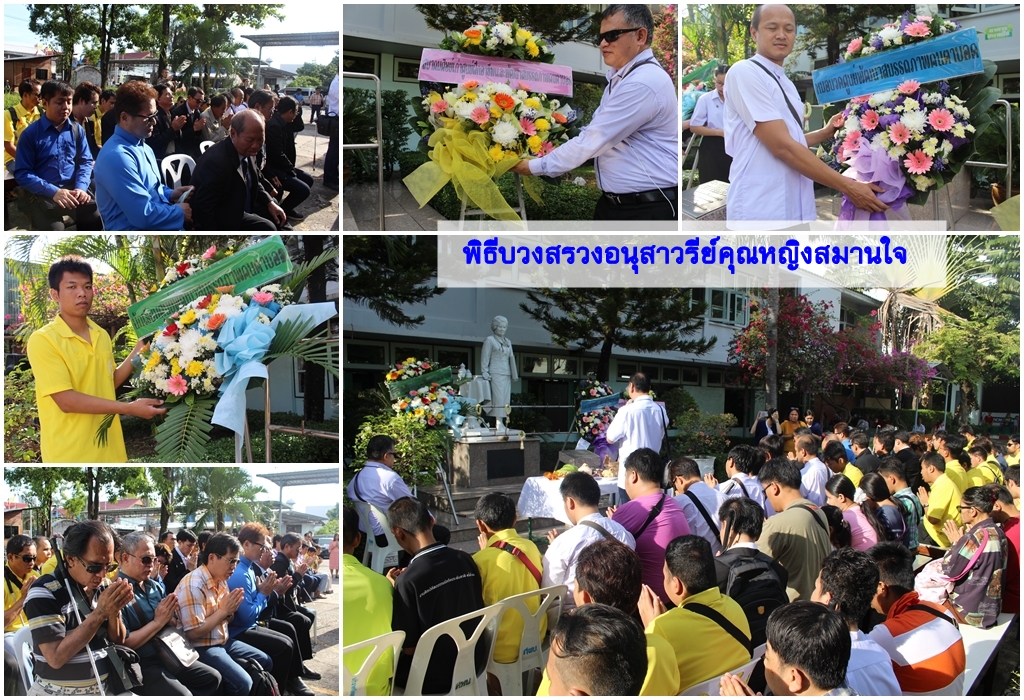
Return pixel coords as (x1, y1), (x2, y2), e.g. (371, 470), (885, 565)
(612, 492), (691, 603)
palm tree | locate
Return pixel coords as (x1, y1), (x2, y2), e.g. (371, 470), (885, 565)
(169, 18), (246, 91)
(177, 468), (268, 532)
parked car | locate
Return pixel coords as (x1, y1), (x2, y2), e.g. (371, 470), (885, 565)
(316, 535), (333, 559)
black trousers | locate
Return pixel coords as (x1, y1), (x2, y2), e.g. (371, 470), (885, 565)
(280, 168), (314, 214)
(323, 118), (338, 188)
(136, 657), (222, 696)
(269, 614), (313, 662)
(593, 194), (677, 220)
(27, 198), (103, 230)
(237, 625), (300, 686)
(697, 135), (732, 184)
(240, 211), (278, 230)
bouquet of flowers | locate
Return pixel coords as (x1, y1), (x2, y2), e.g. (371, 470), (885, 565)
(578, 379), (614, 401)
(158, 242), (238, 290)
(391, 382), (461, 428)
(578, 404), (616, 440)
(820, 11), (1000, 216)
(440, 20), (554, 63)
(386, 357), (439, 383)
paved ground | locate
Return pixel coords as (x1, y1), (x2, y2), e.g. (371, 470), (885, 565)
(302, 560), (340, 696)
(343, 175), (443, 231)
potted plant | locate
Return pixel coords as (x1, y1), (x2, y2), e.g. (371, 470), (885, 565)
(671, 407), (738, 473)
(970, 103), (1019, 205)
(342, 89), (376, 187)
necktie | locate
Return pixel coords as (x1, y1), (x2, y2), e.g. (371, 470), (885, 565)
(243, 158), (252, 213)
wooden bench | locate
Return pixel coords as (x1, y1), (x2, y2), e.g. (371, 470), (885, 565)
(960, 612), (1017, 694)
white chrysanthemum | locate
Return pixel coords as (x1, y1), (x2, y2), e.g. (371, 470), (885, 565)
(521, 107), (538, 119)
(485, 37), (499, 50)
(913, 174), (935, 191)
(216, 294), (245, 318)
(941, 140), (954, 155)
(872, 132), (890, 149)
(261, 284), (281, 294)
(177, 328), (202, 364)
(922, 92), (942, 105)
(903, 98), (920, 112)
(943, 97), (956, 109)
(493, 23), (512, 42)
(199, 334), (218, 351)
(900, 109), (927, 133)
(879, 26), (902, 45)
(488, 82), (515, 96)
(868, 92), (888, 108)
(922, 138), (939, 157)
(888, 144), (907, 158)
(491, 119), (520, 146)
(453, 99), (480, 120)
(861, 46), (876, 56)
(844, 115), (861, 132)
(516, 89), (528, 100)
(443, 91), (458, 104)
(549, 99), (560, 109)
(155, 378), (169, 393)
(245, 287), (258, 298)
(203, 377), (215, 392)
(257, 313), (271, 325)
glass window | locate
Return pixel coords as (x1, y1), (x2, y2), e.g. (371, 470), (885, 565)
(582, 359), (599, 377)
(523, 355), (549, 375)
(681, 367), (700, 385)
(345, 343), (386, 366)
(662, 367), (680, 383)
(552, 358), (578, 376)
(710, 290), (726, 320)
(394, 346), (432, 364)
(706, 289), (749, 326)
(617, 361), (637, 380)
(437, 348), (471, 373)
(707, 370), (724, 386)
(640, 365), (659, 380)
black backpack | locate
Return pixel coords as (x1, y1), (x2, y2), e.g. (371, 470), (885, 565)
(720, 553), (789, 649)
(238, 657), (281, 696)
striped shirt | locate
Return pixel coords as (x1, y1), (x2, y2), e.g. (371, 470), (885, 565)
(23, 573), (111, 688)
(868, 591), (966, 695)
(175, 564), (228, 647)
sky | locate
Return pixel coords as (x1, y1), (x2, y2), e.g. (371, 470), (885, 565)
(3, 1), (338, 73)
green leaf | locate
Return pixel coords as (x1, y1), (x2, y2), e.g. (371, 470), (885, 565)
(267, 317), (316, 357)
(185, 393), (195, 406)
(281, 248), (338, 303)
(154, 398), (216, 463)
(94, 414), (116, 449)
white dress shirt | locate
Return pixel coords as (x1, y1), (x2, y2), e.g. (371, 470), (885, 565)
(326, 74), (339, 115)
(675, 480), (726, 551)
(724, 53), (815, 227)
(691, 89), (725, 131)
(718, 472), (775, 517)
(604, 394), (669, 489)
(800, 457), (831, 507)
(847, 630), (902, 696)
(541, 512), (635, 612)
(345, 460), (417, 536)
(528, 48), (677, 194)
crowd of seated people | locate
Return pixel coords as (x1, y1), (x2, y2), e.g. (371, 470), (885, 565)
(344, 422), (1020, 696)
(4, 520), (331, 696)
(7, 74), (333, 231)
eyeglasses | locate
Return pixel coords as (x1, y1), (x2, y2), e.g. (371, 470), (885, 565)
(17, 555), (36, 563)
(213, 554), (241, 566)
(595, 27), (642, 45)
(130, 112), (159, 123)
(125, 553), (155, 566)
(384, 451), (396, 457)
(77, 558), (118, 575)
(955, 505), (976, 512)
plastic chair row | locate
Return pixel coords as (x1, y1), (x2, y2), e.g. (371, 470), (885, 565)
(351, 500), (402, 574)
(678, 650), (762, 696)
(11, 625), (136, 695)
(343, 584), (567, 696)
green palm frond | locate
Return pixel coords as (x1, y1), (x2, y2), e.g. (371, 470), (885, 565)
(267, 317), (317, 356)
(285, 336), (340, 377)
(282, 248), (338, 302)
(155, 397), (216, 463)
(94, 386), (146, 448)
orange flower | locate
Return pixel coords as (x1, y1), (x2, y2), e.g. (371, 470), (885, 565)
(215, 285), (235, 294)
(493, 93), (515, 110)
(207, 313), (227, 331)
(464, 28), (482, 39)
(552, 112), (567, 124)
(462, 80), (479, 90)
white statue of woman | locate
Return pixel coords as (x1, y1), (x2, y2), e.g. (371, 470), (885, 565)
(481, 315), (518, 431)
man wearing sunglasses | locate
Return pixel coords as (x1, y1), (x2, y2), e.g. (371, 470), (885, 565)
(94, 80), (193, 230)
(511, 4), (678, 220)
(4, 535), (38, 633)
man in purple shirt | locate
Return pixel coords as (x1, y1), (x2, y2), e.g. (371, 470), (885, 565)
(611, 447), (690, 604)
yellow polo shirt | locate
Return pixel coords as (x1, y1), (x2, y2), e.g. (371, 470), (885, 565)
(1005, 452), (1019, 467)
(472, 527), (545, 664)
(966, 459), (1002, 488)
(843, 462), (864, 488)
(26, 315), (127, 463)
(923, 473), (963, 548)
(3, 566), (30, 631)
(343, 553), (393, 695)
(536, 629), (680, 696)
(4, 103), (41, 165)
(93, 107), (105, 146)
(944, 461), (969, 494)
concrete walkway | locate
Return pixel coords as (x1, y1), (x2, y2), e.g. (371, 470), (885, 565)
(343, 175), (444, 231)
(815, 190), (1000, 230)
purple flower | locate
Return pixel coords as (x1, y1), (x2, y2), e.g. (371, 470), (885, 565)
(933, 158), (947, 171)
(884, 101), (896, 110)
(871, 37), (884, 49)
(879, 113), (900, 128)
(939, 82), (951, 96)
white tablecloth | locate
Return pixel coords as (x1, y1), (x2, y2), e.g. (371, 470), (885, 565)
(517, 476), (619, 524)
(458, 376), (492, 403)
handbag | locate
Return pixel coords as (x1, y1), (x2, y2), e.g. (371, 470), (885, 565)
(914, 527), (990, 605)
(131, 599), (199, 673)
(316, 112), (337, 136)
(104, 645), (144, 695)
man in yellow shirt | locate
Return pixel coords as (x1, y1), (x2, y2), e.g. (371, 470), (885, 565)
(1005, 437), (1020, 467)
(3, 79), (41, 172)
(95, 89), (115, 148)
(823, 440), (864, 487)
(935, 432), (970, 493)
(26, 255), (166, 463)
(470, 492), (544, 692)
(967, 443), (1002, 487)
(639, 535), (752, 692)
(918, 452), (963, 547)
(3, 535), (39, 632)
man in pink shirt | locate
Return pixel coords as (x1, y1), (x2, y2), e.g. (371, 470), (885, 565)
(611, 448), (690, 605)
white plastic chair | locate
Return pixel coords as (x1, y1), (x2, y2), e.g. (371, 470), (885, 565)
(396, 602), (504, 696)
(487, 584), (566, 696)
(678, 655), (760, 696)
(199, 140), (214, 154)
(161, 153), (196, 189)
(353, 501), (402, 574)
(752, 642), (767, 660)
(12, 625), (34, 692)
(343, 629), (404, 696)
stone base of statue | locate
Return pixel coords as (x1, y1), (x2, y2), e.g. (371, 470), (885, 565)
(452, 435), (542, 488)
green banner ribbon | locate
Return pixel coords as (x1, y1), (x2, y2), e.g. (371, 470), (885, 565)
(128, 236), (293, 338)
(681, 59), (719, 86)
(387, 367), (454, 400)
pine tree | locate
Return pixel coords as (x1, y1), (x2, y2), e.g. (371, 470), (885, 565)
(343, 236), (445, 328)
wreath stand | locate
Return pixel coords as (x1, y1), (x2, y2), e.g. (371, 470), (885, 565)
(233, 377), (339, 463)
(458, 173), (528, 230)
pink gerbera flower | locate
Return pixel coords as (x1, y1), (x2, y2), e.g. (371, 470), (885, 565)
(846, 37), (863, 54)
(904, 21), (931, 37)
(470, 106), (489, 124)
(538, 141), (554, 157)
(842, 129), (862, 152)
(167, 375), (188, 396)
(202, 245), (217, 260)
(897, 79), (921, 95)
(519, 117), (536, 136)
(927, 108), (955, 132)
(904, 150), (934, 175)
(861, 110), (879, 130)
(430, 100), (449, 114)
(252, 291), (274, 305)
(889, 122), (911, 144)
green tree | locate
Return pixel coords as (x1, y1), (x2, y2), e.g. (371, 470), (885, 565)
(6, 468), (81, 536)
(296, 55), (339, 89)
(170, 17), (246, 90)
(178, 467), (270, 532)
(28, 4), (97, 80)
(60, 484), (88, 521)
(79, 466), (150, 520)
(149, 466), (186, 534)
(415, 4), (595, 44)
(682, 4), (757, 65)
(87, 4), (152, 88)
(315, 520), (338, 535)
(940, 235), (1020, 332)
(520, 289), (716, 382)
(791, 4), (915, 68)
(343, 236), (445, 328)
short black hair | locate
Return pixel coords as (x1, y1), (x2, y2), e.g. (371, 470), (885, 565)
(196, 530), (212, 550)
(718, 497), (765, 542)
(973, 437), (994, 455)
(277, 95), (297, 114)
(210, 94), (227, 109)
(874, 430), (895, 453)
(40, 80), (74, 102)
(959, 424), (976, 437)
(6, 534), (34, 556)
(867, 542), (916, 593)
(849, 431), (870, 450)
(760, 433), (784, 460)
(249, 89), (276, 110)
(48, 255), (93, 291)
(205, 532), (240, 560)
(766, 601), (850, 692)
(962, 485), (997, 514)
(63, 520), (117, 560)
(728, 444), (762, 475)
(833, 422), (851, 438)
(624, 447), (663, 485)
(825, 473), (856, 501)
(943, 433), (967, 457)
(559, 472), (601, 508)
(876, 457), (907, 483)
(968, 444), (989, 460)
(280, 532), (303, 550)
(921, 451), (945, 473)
(714, 64), (729, 77)
(893, 429), (910, 444)
(575, 539), (643, 614)
(387, 496), (431, 535)
(73, 81), (100, 106)
(822, 440), (848, 465)
(159, 531), (175, 544)
(1005, 464), (1020, 486)
(758, 457), (802, 491)
(818, 548), (879, 628)
(601, 4), (654, 47)
(668, 456), (701, 481)
(986, 484), (1014, 506)
(154, 83), (171, 100)
(473, 492), (516, 530)
(628, 372), (651, 394)
(795, 433), (819, 456)
(100, 89), (115, 102)
(187, 86), (204, 98)
(550, 603), (648, 695)
(665, 535), (717, 594)
(176, 528), (197, 544)
(18, 79), (40, 98)
(365, 434), (395, 460)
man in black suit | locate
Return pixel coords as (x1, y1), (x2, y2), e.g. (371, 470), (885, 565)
(265, 96), (314, 223)
(271, 533), (316, 649)
(170, 86), (207, 164)
(162, 528), (197, 594)
(189, 110), (288, 230)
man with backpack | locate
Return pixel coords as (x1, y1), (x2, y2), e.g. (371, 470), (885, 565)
(4, 79), (40, 173)
(714, 498), (789, 649)
(669, 457), (726, 553)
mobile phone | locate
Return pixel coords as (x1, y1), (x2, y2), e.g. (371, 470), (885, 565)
(757, 411), (768, 420)
(176, 188), (191, 203)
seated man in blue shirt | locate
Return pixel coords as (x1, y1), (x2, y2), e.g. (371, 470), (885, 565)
(13, 79), (102, 230)
(94, 80), (193, 231)
(227, 522), (315, 696)
(117, 531), (222, 696)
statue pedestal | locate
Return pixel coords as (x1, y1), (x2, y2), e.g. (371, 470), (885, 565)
(452, 436), (542, 488)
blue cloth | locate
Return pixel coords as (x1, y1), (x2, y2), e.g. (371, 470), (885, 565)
(94, 125), (185, 230)
(195, 638), (271, 695)
(226, 554), (273, 638)
(13, 113), (93, 197)
(527, 48), (678, 193)
(117, 572), (166, 662)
